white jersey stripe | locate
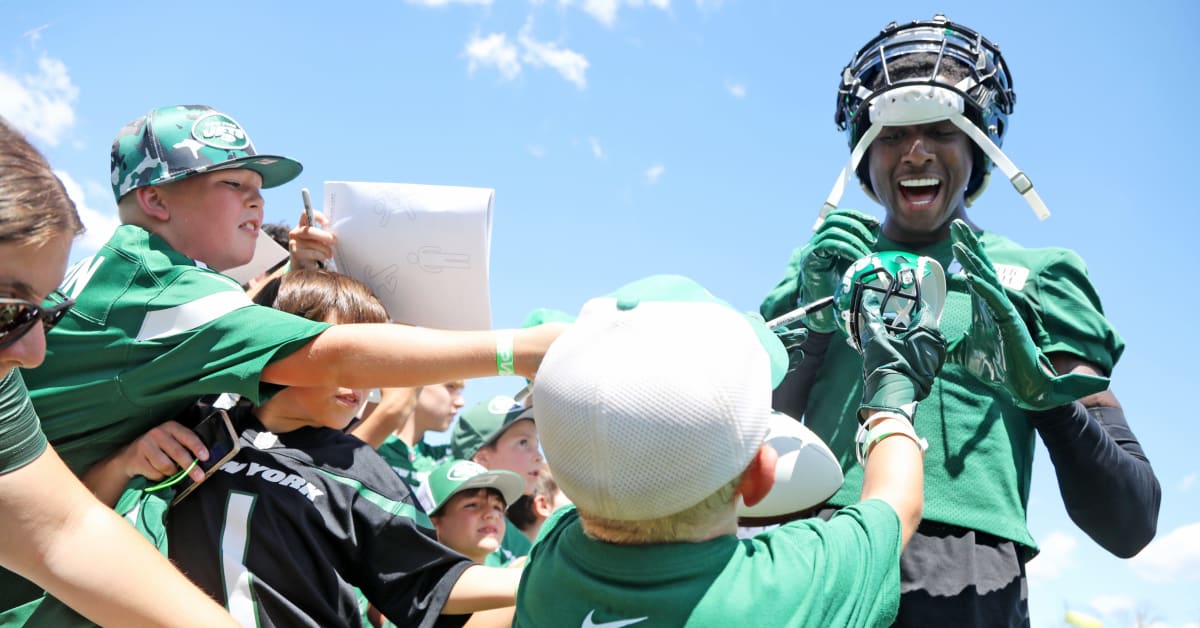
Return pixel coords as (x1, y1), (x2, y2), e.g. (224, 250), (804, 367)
(136, 289), (253, 341)
(223, 492), (258, 627)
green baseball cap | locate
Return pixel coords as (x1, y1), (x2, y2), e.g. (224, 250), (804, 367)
(427, 460), (525, 516)
(451, 396), (535, 460)
(110, 104), (303, 202)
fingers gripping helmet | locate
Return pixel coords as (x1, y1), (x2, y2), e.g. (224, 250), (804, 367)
(834, 251), (946, 352)
(816, 14), (1049, 228)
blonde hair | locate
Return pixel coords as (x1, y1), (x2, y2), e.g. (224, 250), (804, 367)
(0, 118), (84, 245)
(579, 472), (743, 544)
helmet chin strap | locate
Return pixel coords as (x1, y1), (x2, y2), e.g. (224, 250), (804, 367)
(816, 84), (1049, 231)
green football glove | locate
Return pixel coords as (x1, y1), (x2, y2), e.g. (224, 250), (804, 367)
(948, 220), (1109, 410)
(857, 300), (947, 423)
(794, 209), (880, 333)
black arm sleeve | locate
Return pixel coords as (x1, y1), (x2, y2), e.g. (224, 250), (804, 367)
(1030, 402), (1160, 558)
(771, 330), (835, 420)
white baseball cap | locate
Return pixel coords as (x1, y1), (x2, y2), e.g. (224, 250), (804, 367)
(534, 275), (785, 521)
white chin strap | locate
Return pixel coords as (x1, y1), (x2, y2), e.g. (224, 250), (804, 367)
(815, 84), (1050, 230)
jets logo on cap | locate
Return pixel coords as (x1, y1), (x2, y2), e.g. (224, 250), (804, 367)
(488, 395), (518, 415)
(447, 461), (487, 482)
(192, 113), (250, 150)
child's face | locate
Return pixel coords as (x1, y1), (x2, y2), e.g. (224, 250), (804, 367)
(156, 169), (264, 271)
(476, 420), (542, 495)
(433, 488), (506, 563)
(414, 381), (465, 433)
(256, 312), (367, 432)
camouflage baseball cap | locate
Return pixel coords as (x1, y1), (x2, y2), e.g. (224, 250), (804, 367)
(110, 104), (303, 202)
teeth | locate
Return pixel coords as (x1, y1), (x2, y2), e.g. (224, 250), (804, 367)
(900, 178), (941, 187)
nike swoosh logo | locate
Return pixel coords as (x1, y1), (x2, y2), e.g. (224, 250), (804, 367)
(582, 610), (649, 628)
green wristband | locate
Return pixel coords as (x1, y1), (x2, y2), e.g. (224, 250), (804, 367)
(496, 331), (515, 376)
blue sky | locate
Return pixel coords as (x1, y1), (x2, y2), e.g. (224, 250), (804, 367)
(3, 1), (1197, 625)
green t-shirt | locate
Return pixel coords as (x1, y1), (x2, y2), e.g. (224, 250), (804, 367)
(516, 501), (901, 627)
(761, 230), (1123, 550)
(0, 370), (47, 474)
(377, 435), (452, 509)
(22, 225), (330, 475)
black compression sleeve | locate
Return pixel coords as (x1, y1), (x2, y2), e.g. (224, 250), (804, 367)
(771, 330), (835, 420)
(1030, 402), (1161, 557)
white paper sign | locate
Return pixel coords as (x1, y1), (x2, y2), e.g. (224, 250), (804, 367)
(324, 181), (494, 330)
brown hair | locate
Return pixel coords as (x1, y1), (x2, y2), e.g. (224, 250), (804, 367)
(0, 117), (84, 245)
(508, 463), (559, 531)
(252, 269), (388, 325)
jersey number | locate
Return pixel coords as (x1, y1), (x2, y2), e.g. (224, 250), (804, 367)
(222, 491), (258, 627)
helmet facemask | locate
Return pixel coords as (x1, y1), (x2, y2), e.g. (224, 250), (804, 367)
(835, 252), (946, 353)
(816, 15), (1048, 230)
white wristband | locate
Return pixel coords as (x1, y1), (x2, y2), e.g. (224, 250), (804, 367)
(856, 414), (927, 465)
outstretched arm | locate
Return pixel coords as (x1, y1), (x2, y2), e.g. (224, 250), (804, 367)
(261, 323), (566, 389)
(0, 447), (235, 627)
(1033, 355), (1160, 557)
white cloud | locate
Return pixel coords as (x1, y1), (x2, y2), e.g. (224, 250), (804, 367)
(1089, 594), (1135, 616)
(55, 170), (119, 258)
(465, 23), (589, 90)
(519, 23), (589, 90)
(0, 54), (79, 147)
(726, 80), (746, 99)
(1131, 521), (1200, 583)
(464, 33), (522, 81)
(1182, 472), (1197, 492)
(527, 145), (546, 158)
(644, 163), (665, 184)
(589, 136), (605, 159)
(694, 0), (723, 11)
(1026, 530), (1077, 581)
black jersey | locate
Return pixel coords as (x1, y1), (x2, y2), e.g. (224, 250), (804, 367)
(169, 414), (472, 628)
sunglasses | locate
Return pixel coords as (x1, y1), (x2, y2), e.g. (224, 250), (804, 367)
(0, 290), (74, 351)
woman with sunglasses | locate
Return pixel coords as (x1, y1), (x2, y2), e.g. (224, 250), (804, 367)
(0, 118), (236, 626)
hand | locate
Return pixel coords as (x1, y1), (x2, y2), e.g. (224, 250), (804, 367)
(290, 210), (337, 271)
(948, 220), (1109, 410)
(796, 209), (879, 332)
(117, 421), (210, 483)
(857, 296), (947, 423)
(773, 322), (809, 374)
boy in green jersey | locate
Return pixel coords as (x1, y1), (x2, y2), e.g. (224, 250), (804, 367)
(11, 104), (563, 623)
(517, 274), (943, 628)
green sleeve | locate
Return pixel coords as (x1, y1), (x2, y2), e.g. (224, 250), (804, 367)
(760, 245), (807, 320)
(0, 371), (47, 474)
(1023, 249), (1124, 374)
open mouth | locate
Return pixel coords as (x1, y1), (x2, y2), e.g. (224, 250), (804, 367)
(238, 220), (260, 234)
(335, 392), (361, 407)
(898, 177), (942, 208)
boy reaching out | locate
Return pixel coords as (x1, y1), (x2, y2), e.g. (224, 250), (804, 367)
(517, 274), (944, 627)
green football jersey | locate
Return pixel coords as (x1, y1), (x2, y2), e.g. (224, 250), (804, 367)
(516, 501), (902, 627)
(377, 436), (452, 491)
(22, 225), (330, 475)
(0, 370), (47, 475)
(761, 230), (1123, 550)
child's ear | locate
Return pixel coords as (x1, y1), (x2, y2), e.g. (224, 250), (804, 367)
(532, 493), (552, 519)
(136, 186), (171, 222)
(736, 444), (778, 508)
